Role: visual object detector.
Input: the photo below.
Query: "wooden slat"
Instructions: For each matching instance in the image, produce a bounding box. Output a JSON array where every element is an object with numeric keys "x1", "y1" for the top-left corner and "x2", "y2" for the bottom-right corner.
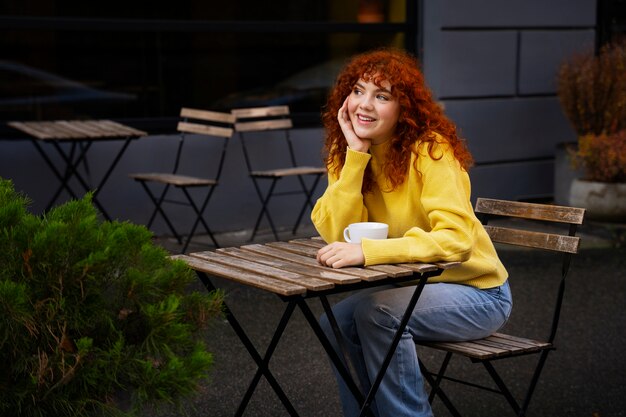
[
  {"x1": 96, "y1": 120, "x2": 147, "y2": 136},
  {"x1": 215, "y1": 247, "x2": 352, "y2": 285},
  {"x1": 475, "y1": 198, "x2": 585, "y2": 225},
  {"x1": 395, "y1": 263, "x2": 440, "y2": 273},
  {"x1": 289, "y1": 238, "x2": 326, "y2": 248},
  {"x1": 8, "y1": 120, "x2": 147, "y2": 140},
  {"x1": 129, "y1": 173, "x2": 216, "y2": 186},
  {"x1": 180, "y1": 107, "x2": 236, "y2": 124},
  {"x1": 190, "y1": 251, "x2": 333, "y2": 291},
  {"x1": 234, "y1": 118, "x2": 293, "y2": 132},
  {"x1": 172, "y1": 254, "x2": 306, "y2": 296},
  {"x1": 484, "y1": 225, "x2": 581, "y2": 253},
  {"x1": 13, "y1": 121, "x2": 83, "y2": 139},
  {"x1": 177, "y1": 121, "x2": 233, "y2": 138},
  {"x1": 267, "y1": 241, "x2": 416, "y2": 278},
  {"x1": 285, "y1": 239, "x2": 457, "y2": 277},
  {"x1": 56, "y1": 120, "x2": 108, "y2": 138},
  {"x1": 418, "y1": 332, "x2": 552, "y2": 360},
  {"x1": 366, "y1": 264, "x2": 415, "y2": 278},
  {"x1": 488, "y1": 332, "x2": 551, "y2": 349},
  {"x1": 250, "y1": 166, "x2": 326, "y2": 177},
  {"x1": 8, "y1": 121, "x2": 51, "y2": 139},
  {"x1": 265, "y1": 241, "x2": 319, "y2": 257},
  {"x1": 231, "y1": 105, "x2": 290, "y2": 119},
  {"x1": 240, "y1": 244, "x2": 388, "y2": 282}
]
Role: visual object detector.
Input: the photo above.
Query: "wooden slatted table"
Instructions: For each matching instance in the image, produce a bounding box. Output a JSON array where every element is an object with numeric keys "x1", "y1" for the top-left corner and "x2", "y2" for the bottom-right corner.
[
  {"x1": 175, "y1": 237, "x2": 460, "y2": 417},
  {"x1": 8, "y1": 120, "x2": 147, "y2": 219}
]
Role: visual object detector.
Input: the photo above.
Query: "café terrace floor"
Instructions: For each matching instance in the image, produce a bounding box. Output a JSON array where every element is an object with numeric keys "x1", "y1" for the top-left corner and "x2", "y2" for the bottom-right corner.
[{"x1": 145, "y1": 221, "x2": 626, "y2": 417}]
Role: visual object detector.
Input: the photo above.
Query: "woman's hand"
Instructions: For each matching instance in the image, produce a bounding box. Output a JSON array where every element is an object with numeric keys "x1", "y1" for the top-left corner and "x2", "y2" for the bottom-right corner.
[
  {"x1": 317, "y1": 242, "x2": 365, "y2": 269},
  {"x1": 338, "y1": 96, "x2": 371, "y2": 153}
]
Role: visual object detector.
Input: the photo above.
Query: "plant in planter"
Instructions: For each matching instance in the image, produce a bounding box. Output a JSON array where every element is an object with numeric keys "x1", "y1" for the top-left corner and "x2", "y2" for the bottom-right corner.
[
  {"x1": 556, "y1": 40, "x2": 626, "y2": 219},
  {"x1": 569, "y1": 130, "x2": 626, "y2": 221},
  {"x1": 0, "y1": 179, "x2": 223, "y2": 417},
  {"x1": 557, "y1": 40, "x2": 626, "y2": 136}
]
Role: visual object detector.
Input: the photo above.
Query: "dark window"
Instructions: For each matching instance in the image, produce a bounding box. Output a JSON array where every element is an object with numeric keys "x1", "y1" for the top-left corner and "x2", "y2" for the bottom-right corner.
[
  {"x1": 597, "y1": 0, "x2": 626, "y2": 47},
  {"x1": 0, "y1": 0, "x2": 417, "y2": 130}
]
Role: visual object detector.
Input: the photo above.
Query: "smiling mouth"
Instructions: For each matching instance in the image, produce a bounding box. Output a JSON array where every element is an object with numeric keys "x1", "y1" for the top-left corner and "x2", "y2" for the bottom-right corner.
[{"x1": 357, "y1": 114, "x2": 376, "y2": 122}]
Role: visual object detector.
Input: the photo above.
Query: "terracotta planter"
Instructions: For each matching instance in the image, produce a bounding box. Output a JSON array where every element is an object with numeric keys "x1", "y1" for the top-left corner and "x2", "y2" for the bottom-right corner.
[{"x1": 569, "y1": 179, "x2": 626, "y2": 221}]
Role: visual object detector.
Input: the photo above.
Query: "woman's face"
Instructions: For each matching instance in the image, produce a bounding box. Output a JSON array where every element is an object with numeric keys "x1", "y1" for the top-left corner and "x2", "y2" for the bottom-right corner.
[{"x1": 347, "y1": 77, "x2": 400, "y2": 145}]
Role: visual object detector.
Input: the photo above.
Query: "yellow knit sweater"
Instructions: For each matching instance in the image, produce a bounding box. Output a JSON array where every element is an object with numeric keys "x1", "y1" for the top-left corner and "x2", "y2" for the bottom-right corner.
[{"x1": 311, "y1": 137, "x2": 508, "y2": 289}]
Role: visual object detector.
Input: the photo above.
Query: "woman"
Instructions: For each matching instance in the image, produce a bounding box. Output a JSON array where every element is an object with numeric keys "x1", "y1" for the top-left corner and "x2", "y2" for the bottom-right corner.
[{"x1": 311, "y1": 48, "x2": 512, "y2": 417}]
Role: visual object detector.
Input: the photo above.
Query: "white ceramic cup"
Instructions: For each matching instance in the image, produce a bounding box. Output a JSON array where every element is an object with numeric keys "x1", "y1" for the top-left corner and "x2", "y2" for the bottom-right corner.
[{"x1": 343, "y1": 222, "x2": 389, "y2": 243}]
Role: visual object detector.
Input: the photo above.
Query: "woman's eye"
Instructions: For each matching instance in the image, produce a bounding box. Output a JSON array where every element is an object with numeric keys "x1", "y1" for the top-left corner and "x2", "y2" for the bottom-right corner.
[
  {"x1": 353, "y1": 88, "x2": 363, "y2": 95},
  {"x1": 377, "y1": 94, "x2": 389, "y2": 101}
]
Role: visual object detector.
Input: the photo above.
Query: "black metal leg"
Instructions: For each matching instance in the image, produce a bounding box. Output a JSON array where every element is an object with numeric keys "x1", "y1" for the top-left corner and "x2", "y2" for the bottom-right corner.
[
  {"x1": 428, "y1": 352, "x2": 453, "y2": 403},
  {"x1": 137, "y1": 181, "x2": 182, "y2": 243},
  {"x1": 250, "y1": 177, "x2": 280, "y2": 241},
  {"x1": 419, "y1": 360, "x2": 463, "y2": 417},
  {"x1": 89, "y1": 138, "x2": 133, "y2": 220},
  {"x1": 518, "y1": 350, "x2": 552, "y2": 417},
  {"x1": 355, "y1": 275, "x2": 428, "y2": 416},
  {"x1": 318, "y1": 295, "x2": 364, "y2": 394},
  {"x1": 295, "y1": 298, "x2": 374, "y2": 417},
  {"x1": 180, "y1": 186, "x2": 219, "y2": 253},
  {"x1": 35, "y1": 138, "x2": 132, "y2": 220},
  {"x1": 195, "y1": 271, "x2": 300, "y2": 416},
  {"x1": 482, "y1": 361, "x2": 522, "y2": 414},
  {"x1": 50, "y1": 141, "x2": 113, "y2": 219},
  {"x1": 235, "y1": 301, "x2": 299, "y2": 417},
  {"x1": 291, "y1": 173, "x2": 322, "y2": 235}
]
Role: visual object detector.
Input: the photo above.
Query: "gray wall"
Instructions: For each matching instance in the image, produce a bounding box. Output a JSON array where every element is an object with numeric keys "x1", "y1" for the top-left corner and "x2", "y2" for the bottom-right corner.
[{"x1": 422, "y1": 0, "x2": 596, "y2": 201}]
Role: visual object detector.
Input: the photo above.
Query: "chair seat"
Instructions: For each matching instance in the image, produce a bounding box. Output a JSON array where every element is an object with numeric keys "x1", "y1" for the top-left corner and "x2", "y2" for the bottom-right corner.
[
  {"x1": 129, "y1": 172, "x2": 217, "y2": 187},
  {"x1": 417, "y1": 332, "x2": 553, "y2": 360},
  {"x1": 250, "y1": 166, "x2": 327, "y2": 178}
]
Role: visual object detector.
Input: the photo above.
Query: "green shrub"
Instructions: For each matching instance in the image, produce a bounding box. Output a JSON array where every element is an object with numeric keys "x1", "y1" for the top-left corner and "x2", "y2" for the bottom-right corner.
[{"x1": 0, "y1": 179, "x2": 223, "y2": 417}]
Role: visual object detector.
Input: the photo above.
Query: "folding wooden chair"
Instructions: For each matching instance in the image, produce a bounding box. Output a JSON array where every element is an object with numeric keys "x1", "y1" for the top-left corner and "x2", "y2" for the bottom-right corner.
[
  {"x1": 417, "y1": 197, "x2": 586, "y2": 417},
  {"x1": 232, "y1": 105, "x2": 326, "y2": 241},
  {"x1": 129, "y1": 108, "x2": 235, "y2": 253}
]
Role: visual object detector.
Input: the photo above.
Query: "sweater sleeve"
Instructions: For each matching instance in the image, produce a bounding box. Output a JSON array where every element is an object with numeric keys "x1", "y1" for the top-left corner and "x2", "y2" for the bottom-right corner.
[
  {"x1": 361, "y1": 145, "x2": 476, "y2": 268},
  {"x1": 311, "y1": 149, "x2": 371, "y2": 243}
]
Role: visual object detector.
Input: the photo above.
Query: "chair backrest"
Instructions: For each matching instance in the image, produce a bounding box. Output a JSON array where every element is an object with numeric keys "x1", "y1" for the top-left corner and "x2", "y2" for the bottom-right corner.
[
  {"x1": 231, "y1": 105, "x2": 297, "y2": 171},
  {"x1": 172, "y1": 107, "x2": 235, "y2": 178},
  {"x1": 475, "y1": 197, "x2": 586, "y2": 342}
]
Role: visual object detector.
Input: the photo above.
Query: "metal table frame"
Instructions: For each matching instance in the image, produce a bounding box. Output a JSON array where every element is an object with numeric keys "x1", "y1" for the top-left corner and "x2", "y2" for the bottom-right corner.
[
  {"x1": 8, "y1": 120, "x2": 146, "y2": 220},
  {"x1": 183, "y1": 241, "x2": 456, "y2": 417}
]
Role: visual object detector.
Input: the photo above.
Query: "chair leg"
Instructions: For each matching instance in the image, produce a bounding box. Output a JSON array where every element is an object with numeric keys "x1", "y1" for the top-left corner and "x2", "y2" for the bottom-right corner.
[
  {"x1": 137, "y1": 181, "x2": 182, "y2": 244},
  {"x1": 291, "y1": 173, "x2": 322, "y2": 235},
  {"x1": 419, "y1": 360, "x2": 463, "y2": 417},
  {"x1": 482, "y1": 361, "x2": 522, "y2": 415},
  {"x1": 250, "y1": 177, "x2": 280, "y2": 241},
  {"x1": 518, "y1": 350, "x2": 552, "y2": 417},
  {"x1": 180, "y1": 186, "x2": 219, "y2": 253}
]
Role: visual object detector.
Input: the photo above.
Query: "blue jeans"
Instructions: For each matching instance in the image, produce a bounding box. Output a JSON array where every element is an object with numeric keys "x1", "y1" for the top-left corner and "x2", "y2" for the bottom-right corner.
[{"x1": 320, "y1": 281, "x2": 512, "y2": 417}]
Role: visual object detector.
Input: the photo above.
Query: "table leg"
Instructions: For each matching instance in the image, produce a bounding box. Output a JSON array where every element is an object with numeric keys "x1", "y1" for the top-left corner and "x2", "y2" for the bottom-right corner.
[
  {"x1": 318, "y1": 295, "x2": 363, "y2": 393},
  {"x1": 30, "y1": 140, "x2": 80, "y2": 207},
  {"x1": 90, "y1": 138, "x2": 133, "y2": 219},
  {"x1": 296, "y1": 298, "x2": 374, "y2": 417},
  {"x1": 37, "y1": 138, "x2": 132, "y2": 220},
  {"x1": 357, "y1": 273, "x2": 429, "y2": 417},
  {"x1": 195, "y1": 271, "x2": 300, "y2": 416},
  {"x1": 235, "y1": 301, "x2": 298, "y2": 417},
  {"x1": 300, "y1": 272, "x2": 434, "y2": 417}
]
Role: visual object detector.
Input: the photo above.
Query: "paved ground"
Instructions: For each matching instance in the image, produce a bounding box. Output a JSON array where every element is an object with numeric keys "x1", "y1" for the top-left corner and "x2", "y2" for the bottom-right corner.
[{"x1": 144, "y1": 222, "x2": 626, "y2": 417}]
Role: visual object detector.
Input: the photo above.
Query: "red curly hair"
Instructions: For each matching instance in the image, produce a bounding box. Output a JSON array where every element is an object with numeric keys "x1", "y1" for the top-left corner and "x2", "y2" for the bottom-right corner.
[{"x1": 321, "y1": 48, "x2": 474, "y2": 193}]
